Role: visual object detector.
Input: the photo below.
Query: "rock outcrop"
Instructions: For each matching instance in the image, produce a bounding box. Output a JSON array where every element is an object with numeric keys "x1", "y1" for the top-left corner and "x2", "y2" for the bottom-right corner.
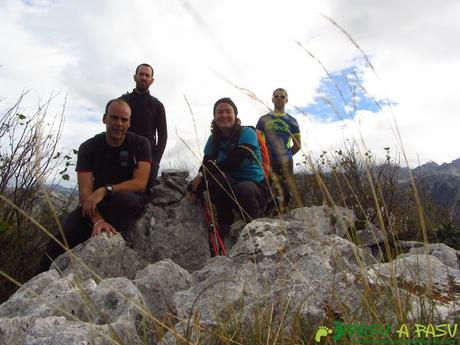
[
  {"x1": 0, "y1": 271, "x2": 150, "y2": 345},
  {"x1": 53, "y1": 233, "x2": 147, "y2": 281},
  {"x1": 160, "y1": 208, "x2": 459, "y2": 343},
  {"x1": 126, "y1": 170, "x2": 210, "y2": 272},
  {"x1": 1, "y1": 170, "x2": 459, "y2": 344}
]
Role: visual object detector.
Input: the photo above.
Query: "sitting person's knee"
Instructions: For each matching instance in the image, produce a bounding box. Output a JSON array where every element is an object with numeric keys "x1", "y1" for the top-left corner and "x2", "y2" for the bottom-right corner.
[{"x1": 234, "y1": 181, "x2": 258, "y2": 200}]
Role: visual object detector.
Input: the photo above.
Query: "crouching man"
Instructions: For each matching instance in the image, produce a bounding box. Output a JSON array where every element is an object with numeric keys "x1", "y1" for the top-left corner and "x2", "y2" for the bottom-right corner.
[{"x1": 38, "y1": 98, "x2": 151, "y2": 272}]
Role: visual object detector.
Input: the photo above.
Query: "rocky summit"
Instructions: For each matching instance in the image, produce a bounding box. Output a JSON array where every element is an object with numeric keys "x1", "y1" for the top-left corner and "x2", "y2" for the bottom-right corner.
[{"x1": 1, "y1": 170, "x2": 459, "y2": 344}]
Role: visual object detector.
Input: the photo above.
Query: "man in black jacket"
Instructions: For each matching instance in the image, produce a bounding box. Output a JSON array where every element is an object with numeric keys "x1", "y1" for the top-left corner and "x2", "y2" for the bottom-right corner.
[{"x1": 121, "y1": 63, "x2": 167, "y2": 183}]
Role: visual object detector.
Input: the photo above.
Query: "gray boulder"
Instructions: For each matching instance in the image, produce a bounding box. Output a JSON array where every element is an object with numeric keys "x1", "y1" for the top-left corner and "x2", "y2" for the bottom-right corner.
[
  {"x1": 3, "y1": 199, "x2": 460, "y2": 345},
  {"x1": 288, "y1": 205, "x2": 355, "y2": 238},
  {"x1": 355, "y1": 222, "x2": 386, "y2": 247},
  {"x1": 367, "y1": 253, "x2": 460, "y2": 298},
  {"x1": 125, "y1": 169, "x2": 211, "y2": 272},
  {"x1": 162, "y1": 207, "x2": 376, "y2": 343},
  {"x1": 134, "y1": 259, "x2": 192, "y2": 318},
  {"x1": 49, "y1": 169, "x2": 209, "y2": 280},
  {"x1": 397, "y1": 240, "x2": 425, "y2": 251},
  {"x1": 0, "y1": 270, "x2": 96, "y2": 320},
  {"x1": 52, "y1": 233, "x2": 147, "y2": 281},
  {"x1": 0, "y1": 271, "x2": 152, "y2": 345},
  {"x1": 354, "y1": 222, "x2": 387, "y2": 263},
  {"x1": 403, "y1": 243, "x2": 459, "y2": 270},
  {"x1": 127, "y1": 198, "x2": 210, "y2": 273},
  {"x1": 22, "y1": 316, "x2": 142, "y2": 345},
  {"x1": 366, "y1": 252, "x2": 460, "y2": 323},
  {"x1": 159, "y1": 206, "x2": 460, "y2": 344}
]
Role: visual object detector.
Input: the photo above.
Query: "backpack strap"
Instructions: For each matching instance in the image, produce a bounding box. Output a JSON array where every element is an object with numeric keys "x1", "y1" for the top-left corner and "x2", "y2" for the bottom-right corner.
[
  {"x1": 92, "y1": 132, "x2": 139, "y2": 189},
  {"x1": 120, "y1": 92, "x2": 131, "y2": 102},
  {"x1": 92, "y1": 133, "x2": 109, "y2": 188},
  {"x1": 243, "y1": 126, "x2": 270, "y2": 179},
  {"x1": 207, "y1": 126, "x2": 242, "y2": 160}
]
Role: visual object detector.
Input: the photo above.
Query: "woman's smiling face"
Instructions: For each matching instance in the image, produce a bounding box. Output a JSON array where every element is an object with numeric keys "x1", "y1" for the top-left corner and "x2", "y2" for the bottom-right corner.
[{"x1": 214, "y1": 102, "x2": 236, "y2": 131}]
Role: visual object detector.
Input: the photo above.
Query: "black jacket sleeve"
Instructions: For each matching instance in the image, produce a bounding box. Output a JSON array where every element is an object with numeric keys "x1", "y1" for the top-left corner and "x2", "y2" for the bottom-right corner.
[
  {"x1": 202, "y1": 145, "x2": 254, "y2": 176},
  {"x1": 217, "y1": 145, "x2": 254, "y2": 170},
  {"x1": 153, "y1": 101, "x2": 167, "y2": 164}
]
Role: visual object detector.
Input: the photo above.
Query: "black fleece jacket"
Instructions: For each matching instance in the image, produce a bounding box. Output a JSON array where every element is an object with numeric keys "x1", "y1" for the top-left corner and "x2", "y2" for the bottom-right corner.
[{"x1": 122, "y1": 90, "x2": 167, "y2": 164}]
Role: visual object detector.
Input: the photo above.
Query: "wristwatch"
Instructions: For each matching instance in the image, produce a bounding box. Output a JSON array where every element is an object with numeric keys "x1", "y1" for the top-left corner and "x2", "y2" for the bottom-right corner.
[{"x1": 105, "y1": 184, "x2": 113, "y2": 196}]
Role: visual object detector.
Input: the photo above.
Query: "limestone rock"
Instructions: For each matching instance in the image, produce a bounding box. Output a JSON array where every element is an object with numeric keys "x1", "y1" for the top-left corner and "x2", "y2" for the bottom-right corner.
[
  {"x1": 397, "y1": 240, "x2": 424, "y2": 251},
  {"x1": 23, "y1": 316, "x2": 142, "y2": 345},
  {"x1": 151, "y1": 183, "x2": 183, "y2": 206},
  {"x1": 121, "y1": 169, "x2": 211, "y2": 272},
  {"x1": 355, "y1": 222, "x2": 386, "y2": 247},
  {"x1": 161, "y1": 169, "x2": 189, "y2": 180},
  {"x1": 52, "y1": 233, "x2": 147, "y2": 281},
  {"x1": 0, "y1": 272, "x2": 152, "y2": 345},
  {"x1": 3, "y1": 201, "x2": 460, "y2": 345},
  {"x1": 134, "y1": 259, "x2": 192, "y2": 318},
  {"x1": 161, "y1": 169, "x2": 189, "y2": 195},
  {"x1": 166, "y1": 208, "x2": 374, "y2": 343},
  {"x1": 0, "y1": 270, "x2": 96, "y2": 320},
  {"x1": 403, "y1": 243, "x2": 459, "y2": 270},
  {"x1": 127, "y1": 199, "x2": 210, "y2": 273},
  {"x1": 159, "y1": 207, "x2": 460, "y2": 344},
  {"x1": 367, "y1": 253, "x2": 460, "y2": 300},
  {"x1": 288, "y1": 205, "x2": 355, "y2": 238}
]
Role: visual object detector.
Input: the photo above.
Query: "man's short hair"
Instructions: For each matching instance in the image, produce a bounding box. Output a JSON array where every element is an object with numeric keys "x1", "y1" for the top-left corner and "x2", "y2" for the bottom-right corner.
[
  {"x1": 135, "y1": 63, "x2": 154, "y2": 76},
  {"x1": 104, "y1": 98, "x2": 131, "y2": 115},
  {"x1": 273, "y1": 88, "x2": 288, "y2": 97}
]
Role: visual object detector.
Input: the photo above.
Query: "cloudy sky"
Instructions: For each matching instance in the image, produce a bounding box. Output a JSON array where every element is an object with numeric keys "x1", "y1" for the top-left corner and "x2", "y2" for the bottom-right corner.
[{"x1": 1, "y1": 0, "x2": 459, "y2": 181}]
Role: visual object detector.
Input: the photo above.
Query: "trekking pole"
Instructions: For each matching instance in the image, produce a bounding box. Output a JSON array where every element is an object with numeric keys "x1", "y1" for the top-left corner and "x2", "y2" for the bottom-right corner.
[
  {"x1": 201, "y1": 170, "x2": 227, "y2": 256},
  {"x1": 200, "y1": 197, "x2": 226, "y2": 256}
]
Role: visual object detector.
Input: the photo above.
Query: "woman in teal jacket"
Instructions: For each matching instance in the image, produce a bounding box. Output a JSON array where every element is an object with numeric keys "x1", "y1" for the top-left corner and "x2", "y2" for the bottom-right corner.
[{"x1": 188, "y1": 98, "x2": 268, "y2": 240}]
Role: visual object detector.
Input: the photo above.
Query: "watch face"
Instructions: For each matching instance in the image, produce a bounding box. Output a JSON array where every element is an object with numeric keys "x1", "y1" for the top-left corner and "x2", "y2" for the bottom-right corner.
[{"x1": 106, "y1": 185, "x2": 113, "y2": 192}]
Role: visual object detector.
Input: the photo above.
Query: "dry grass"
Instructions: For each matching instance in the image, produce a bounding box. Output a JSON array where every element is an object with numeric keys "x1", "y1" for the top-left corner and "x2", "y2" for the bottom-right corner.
[{"x1": 1, "y1": 15, "x2": 458, "y2": 345}]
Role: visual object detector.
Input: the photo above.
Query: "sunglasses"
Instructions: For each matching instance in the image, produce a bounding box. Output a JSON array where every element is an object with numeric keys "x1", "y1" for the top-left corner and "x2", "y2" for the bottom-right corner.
[{"x1": 273, "y1": 95, "x2": 286, "y2": 99}]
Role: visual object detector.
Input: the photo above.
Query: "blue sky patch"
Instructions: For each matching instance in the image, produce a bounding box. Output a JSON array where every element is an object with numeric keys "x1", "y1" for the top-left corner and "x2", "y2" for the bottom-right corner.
[
  {"x1": 81, "y1": 107, "x2": 101, "y2": 123},
  {"x1": 298, "y1": 65, "x2": 394, "y2": 122}
]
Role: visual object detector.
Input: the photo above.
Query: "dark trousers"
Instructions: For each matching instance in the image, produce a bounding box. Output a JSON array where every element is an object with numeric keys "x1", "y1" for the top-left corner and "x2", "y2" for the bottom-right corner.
[
  {"x1": 151, "y1": 162, "x2": 160, "y2": 182},
  {"x1": 271, "y1": 159, "x2": 294, "y2": 205},
  {"x1": 38, "y1": 191, "x2": 145, "y2": 273},
  {"x1": 206, "y1": 173, "x2": 267, "y2": 237}
]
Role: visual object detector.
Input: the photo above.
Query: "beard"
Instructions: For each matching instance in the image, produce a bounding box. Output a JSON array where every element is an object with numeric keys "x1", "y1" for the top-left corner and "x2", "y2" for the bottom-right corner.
[{"x1": 135, "y1": 80, "x2": 149, "y2": 93}]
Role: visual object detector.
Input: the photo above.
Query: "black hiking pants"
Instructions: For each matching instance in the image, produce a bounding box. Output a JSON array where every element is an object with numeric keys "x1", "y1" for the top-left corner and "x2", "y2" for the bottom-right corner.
[
  {"x1": 207, "y1": 172, "x2": 268, "y2": 238},
  {"x1": 37, "y1": 191, "x2": 145, "y2": 273}
]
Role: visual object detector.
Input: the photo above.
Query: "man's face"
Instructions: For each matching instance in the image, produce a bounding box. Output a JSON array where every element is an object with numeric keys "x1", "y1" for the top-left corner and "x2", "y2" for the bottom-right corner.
[
  {"x1": 103, "y1": 101, "x2": 131, "y2": 143},
  {"x1": 134, "y1": 65, "x2": 154, "y2": 92},
  {"x1": 272, "y1": 90, "x2": 288, "y2": 109}
]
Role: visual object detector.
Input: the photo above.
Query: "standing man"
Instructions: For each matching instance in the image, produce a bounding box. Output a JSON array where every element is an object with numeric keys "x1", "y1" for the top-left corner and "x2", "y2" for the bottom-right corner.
[
  {"x1": 38, "y1": 98, "x2": 151, "y2": 272},
  {"x1": 256, "y1": 88, "x2": 301, "y2": 210},
  {"x1": 121, "y1": 63, "x2": 167, "y2": 183}
]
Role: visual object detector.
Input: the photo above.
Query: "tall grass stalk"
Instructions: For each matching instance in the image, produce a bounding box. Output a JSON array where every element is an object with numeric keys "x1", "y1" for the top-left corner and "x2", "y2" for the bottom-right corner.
[
  {"x1": 0, "y1": 192, "x2": 197, "y2": 344},
  {"x1": 2, "y1": 15, "x2": 456, "y2": 344}
]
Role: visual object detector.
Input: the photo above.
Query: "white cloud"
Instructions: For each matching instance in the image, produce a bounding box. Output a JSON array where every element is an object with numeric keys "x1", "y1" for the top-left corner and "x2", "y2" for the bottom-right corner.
[{"x1": 1, "y1": 0, "x2": 459, "y2": 184}]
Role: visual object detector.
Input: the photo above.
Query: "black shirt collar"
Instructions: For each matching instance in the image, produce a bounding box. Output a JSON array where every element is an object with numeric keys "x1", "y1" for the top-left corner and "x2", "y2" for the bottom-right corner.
[{"x1": 133, "y1": 88, "x2": 150, "y2": 96}]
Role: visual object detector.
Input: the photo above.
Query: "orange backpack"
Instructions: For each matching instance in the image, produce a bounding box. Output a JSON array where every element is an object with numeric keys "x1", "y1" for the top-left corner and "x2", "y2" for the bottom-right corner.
[{"x1": 247, "y1": 126, "x2": 270, "y2": 180}]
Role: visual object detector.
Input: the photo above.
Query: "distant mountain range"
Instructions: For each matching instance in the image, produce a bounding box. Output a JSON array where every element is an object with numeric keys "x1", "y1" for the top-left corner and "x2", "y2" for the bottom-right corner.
[
  {"x1": 404, "y1": 158, "x2": 460, "y2": 225},
  {"x1": 32, "y1": 184, "x2": 78, "y2": 217},
  {"x1": 413, "y1": 158, "x2": 460, "y2": 177}
]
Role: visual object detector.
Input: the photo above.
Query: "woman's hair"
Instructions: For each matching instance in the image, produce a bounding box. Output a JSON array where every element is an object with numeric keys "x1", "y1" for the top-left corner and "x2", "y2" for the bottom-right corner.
[
  {"x1": 213, "y1": 97, "x2": 238, "y2": 116},
  {"x1": 208, "y1": 98, "x2": 242, "y2": 158}
]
